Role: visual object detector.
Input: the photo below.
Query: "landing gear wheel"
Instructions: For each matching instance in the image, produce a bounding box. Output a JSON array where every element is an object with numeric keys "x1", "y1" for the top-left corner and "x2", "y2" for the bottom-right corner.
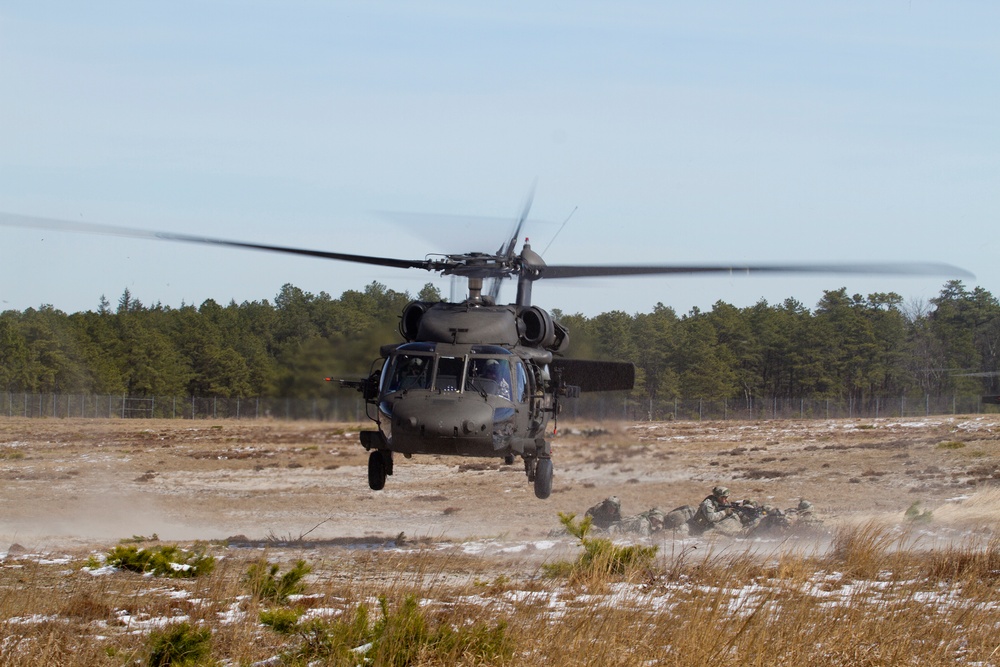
[
  {"x1": 504, "y1": 454, "x2": 515, "y2": 465},
  {"x1": 534, "y1": 458, "x2": 553, "y2": 500},
  {"x1": 368, "y1": 450, "x2": 387, "y2": 491}
]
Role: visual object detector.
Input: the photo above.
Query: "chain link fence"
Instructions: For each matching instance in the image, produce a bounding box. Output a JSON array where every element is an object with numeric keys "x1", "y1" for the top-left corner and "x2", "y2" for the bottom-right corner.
[
  {"x1": 2, "y1": 391, "x2": 998, "y2": 422},
  {"x1": 0, "y1": 393, "x2": 370, "y2": 421},
  {"x1": 570, "y1": 393, "x2": 1000, "y2": 422}
]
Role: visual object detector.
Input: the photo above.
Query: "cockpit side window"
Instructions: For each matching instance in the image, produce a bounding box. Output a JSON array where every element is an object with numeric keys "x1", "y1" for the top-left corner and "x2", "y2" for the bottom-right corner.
[{"x1": 385, "y1": 354, "x2": 432, "y2": 392}]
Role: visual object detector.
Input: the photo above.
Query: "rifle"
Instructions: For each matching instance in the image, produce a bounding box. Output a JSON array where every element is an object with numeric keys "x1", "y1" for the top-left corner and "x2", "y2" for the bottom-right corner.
[{"x1": 722, "y1": 502, "x2": 761, "y2": 524}]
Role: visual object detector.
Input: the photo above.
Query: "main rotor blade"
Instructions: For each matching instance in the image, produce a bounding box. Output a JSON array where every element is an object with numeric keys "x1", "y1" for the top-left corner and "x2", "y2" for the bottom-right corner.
[
  {"x1": 502, "y1": 182, "x2": 536, "y2": 261},
  {"x1": 0, "y1": 212, "x2": 437, "y2": 272},
  {"x1": 488, "y1": 182, "x2": 537, "y2": 301},
  {"x1": 537, "y1": 262, "x2": 975, "y2": 280}
]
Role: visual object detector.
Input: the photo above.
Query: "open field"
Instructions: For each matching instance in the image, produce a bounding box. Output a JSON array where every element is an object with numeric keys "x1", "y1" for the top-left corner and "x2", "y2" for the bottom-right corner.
[{"x1": 2, "y1": 416, "x2": 1000, "y2": 665}]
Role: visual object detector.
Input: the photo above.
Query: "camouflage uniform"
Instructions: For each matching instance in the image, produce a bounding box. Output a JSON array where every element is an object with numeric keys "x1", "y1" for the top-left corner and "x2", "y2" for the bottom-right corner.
[
  {"x1": 663, "y1": 505, "x2": 696, "y2": 531},
  {"x1": 585, "y1": 496, "x2": 622, "y2": 530},
  {"x1": 748, "y1": 505, "x2": 792, "y2": 536},
  {"x1": 690, "y1": 487, "x2": 742, "y2": 535},
  {"x1": 787, "y1": 499, "x2": 824, "y2": 533},
  {"x1": 612, "y1": 513, "x2": 653, "y2": 536},
  {"x1": 611, "y1": 508, "x2": 668, "y2": 536}
]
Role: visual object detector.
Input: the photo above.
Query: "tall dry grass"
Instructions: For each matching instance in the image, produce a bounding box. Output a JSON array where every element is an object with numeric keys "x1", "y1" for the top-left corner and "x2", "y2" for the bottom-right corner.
[{"x1": 3, "y1": 524, "x2": 1000, "y2": 666}]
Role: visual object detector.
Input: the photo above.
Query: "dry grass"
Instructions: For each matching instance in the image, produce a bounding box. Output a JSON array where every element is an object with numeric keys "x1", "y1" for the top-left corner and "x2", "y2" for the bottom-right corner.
[
  {"x1": 4, "y1": 416, "x2": 1000, "y2": 664},
  {"x1": 3, "y1": 524, "x2": 1000, "y2": 666}
]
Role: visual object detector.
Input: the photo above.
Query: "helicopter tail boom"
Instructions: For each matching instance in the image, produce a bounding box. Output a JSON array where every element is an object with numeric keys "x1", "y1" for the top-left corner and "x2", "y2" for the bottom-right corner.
[{"x1": 550, "y1": 358, "x2": 635, "y2": 393}]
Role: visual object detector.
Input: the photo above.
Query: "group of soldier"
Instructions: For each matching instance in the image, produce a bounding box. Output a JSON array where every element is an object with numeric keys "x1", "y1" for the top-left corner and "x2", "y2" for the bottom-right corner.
[{"x1": 583, "y1": 486, "x2": 823, "y2": 538}]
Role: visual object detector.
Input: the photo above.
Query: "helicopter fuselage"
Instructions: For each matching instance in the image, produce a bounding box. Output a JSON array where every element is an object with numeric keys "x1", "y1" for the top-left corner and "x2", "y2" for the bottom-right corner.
[
  {"x1": 375, "y1": 341, "x2": 553, "y2": 459},
  {"x1": 346, "y1": 299, "x2": 587, "y2": 498}
]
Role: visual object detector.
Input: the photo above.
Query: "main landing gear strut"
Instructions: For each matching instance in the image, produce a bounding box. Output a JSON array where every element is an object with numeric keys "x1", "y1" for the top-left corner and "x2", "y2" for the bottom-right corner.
[
  {"x1": 525, "y1": 456, "x2": 553, "y2": 500},
  {"x1": 366, "y1": 445, "x2": 552, "y2": 500}
]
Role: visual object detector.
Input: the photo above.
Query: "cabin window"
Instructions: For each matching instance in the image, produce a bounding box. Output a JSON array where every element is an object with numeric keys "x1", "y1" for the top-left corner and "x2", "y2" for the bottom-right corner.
[{"x1": 514, "y1": 361, "x2": 527, "y2": 402}]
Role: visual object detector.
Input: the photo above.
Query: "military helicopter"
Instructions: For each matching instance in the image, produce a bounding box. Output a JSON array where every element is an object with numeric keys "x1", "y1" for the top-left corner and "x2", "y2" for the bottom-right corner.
[{"x1": 0, "y1": 209, "x2": 975, "y2": 499}]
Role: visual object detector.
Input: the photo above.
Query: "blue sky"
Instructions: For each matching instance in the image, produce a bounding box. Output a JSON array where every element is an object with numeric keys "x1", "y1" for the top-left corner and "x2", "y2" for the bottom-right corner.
[{"x1": 0, "y1": 2, "x2": 995, "y2": 316}]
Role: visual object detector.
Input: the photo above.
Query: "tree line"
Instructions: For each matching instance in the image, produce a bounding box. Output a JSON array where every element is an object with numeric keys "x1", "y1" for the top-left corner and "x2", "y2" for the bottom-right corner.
[{"x1": 1, "y1": 280, "x2": 998, "y2": 407}]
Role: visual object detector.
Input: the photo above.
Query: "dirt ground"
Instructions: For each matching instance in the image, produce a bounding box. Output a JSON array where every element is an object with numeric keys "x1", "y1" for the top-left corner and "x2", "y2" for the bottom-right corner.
[{"x1": 2, "y1": 415, "x2": 999, "y2": 554}]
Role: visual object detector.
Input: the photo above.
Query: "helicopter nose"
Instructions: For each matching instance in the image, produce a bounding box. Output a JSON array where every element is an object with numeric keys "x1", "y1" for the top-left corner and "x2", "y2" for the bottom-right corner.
[{"x1": 391, "y1": 395, "x2": 493, "y2": 443}]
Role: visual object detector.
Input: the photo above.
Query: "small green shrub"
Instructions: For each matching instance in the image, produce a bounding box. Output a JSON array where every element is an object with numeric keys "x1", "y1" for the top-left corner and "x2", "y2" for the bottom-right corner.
[
  {"x1": 543, "y1": 512, "x2": 658, "y2": 579},
  {"x1": 937, "y1": 440, "x2": 966, "y2": 450},
  {"x1": 292, "y1": 596, "x2": 511, "y2": 666},
  {"x1": 146, "y1": 622, "x2": 211, "y2": 666},
  {"x1": 106, "y1": 544, "x2": 215, "y2": 578},
  {"x1": 260, "y1": 607, "x2": 303, "y2": 634},
  {"x1": 905, "y1": 502, "x2": 933, "y2": 523},
  {"x1": 244, "y1": 559, "x2": 311, "y2": 603}
]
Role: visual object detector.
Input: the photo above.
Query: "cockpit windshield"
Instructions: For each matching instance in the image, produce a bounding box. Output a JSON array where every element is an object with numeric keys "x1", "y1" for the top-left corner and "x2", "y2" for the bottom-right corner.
[
  {"x1": 383, "y1": 347, "x2": 517, "y2": 401},
  {"x1": 466, "y1": 356, "x2": 513, "y2": 400}
]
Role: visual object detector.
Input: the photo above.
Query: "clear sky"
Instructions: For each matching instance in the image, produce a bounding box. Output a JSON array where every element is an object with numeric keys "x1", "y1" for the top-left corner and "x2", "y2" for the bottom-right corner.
[{"x1": 0, "y1": 2, "x2": 995, "y2": 317}]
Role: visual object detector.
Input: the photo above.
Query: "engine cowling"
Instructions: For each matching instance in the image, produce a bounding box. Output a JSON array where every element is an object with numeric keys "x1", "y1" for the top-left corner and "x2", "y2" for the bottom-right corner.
[
  {"x1": 518, "y1": 305, "x2": 553, "y2": 347},
  {"x1": 517, "y1": 306, "x2": 568, "y2": 352},
  {"x1": 399, "y1": 301, "x2": 431, "y2": 341}
]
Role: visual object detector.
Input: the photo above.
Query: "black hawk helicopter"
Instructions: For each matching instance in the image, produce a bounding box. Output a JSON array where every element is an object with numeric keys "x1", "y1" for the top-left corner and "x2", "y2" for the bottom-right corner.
[{"x1": 0, "y1": 210, "x2": 974, "y2": 499}]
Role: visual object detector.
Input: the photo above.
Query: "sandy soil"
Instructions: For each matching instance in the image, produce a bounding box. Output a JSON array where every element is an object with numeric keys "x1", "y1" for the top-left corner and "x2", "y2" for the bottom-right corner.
[{"x1": 1, "y1": 415, "x2": 999, "y2": 553}]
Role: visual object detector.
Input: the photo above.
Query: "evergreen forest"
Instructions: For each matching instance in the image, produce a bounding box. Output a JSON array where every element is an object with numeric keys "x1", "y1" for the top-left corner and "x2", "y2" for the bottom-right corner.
[{"x1": 1, "y1": 280, "x2": 998, "y2": 410}]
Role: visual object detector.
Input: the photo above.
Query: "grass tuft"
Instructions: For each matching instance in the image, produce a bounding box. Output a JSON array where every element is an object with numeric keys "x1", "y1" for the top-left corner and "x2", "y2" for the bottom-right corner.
[
  {"x1": 829, "y1": 522, "x2": 901, "y2": 579},
  {"x1": 145, "y1": 622, "x2": 212, "y2": 666},
  {"x1": 244, "y1": 558, "x2": 312, "y2": 603}
]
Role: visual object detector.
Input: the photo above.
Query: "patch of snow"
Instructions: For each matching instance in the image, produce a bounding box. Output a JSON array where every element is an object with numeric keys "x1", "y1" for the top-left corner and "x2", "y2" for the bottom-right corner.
[
  {"x1": 6, "y1": 614, "x2": 62, "y2": 625},
  {"x1": 117, "y1": 609, "x2": 190, "y2": 630},
  {"x1": 499, "y1": 544, "x2": 527, "y2": 553},
  {"x1": 300, "y1": 607, "x2": 344, "y2": 620},
  {"x1": 36, "y1": 556, "x2": 72, "y2": 565},
  {"x1": 217, "y1": 603, "x2": 246, "y2": 625}
]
